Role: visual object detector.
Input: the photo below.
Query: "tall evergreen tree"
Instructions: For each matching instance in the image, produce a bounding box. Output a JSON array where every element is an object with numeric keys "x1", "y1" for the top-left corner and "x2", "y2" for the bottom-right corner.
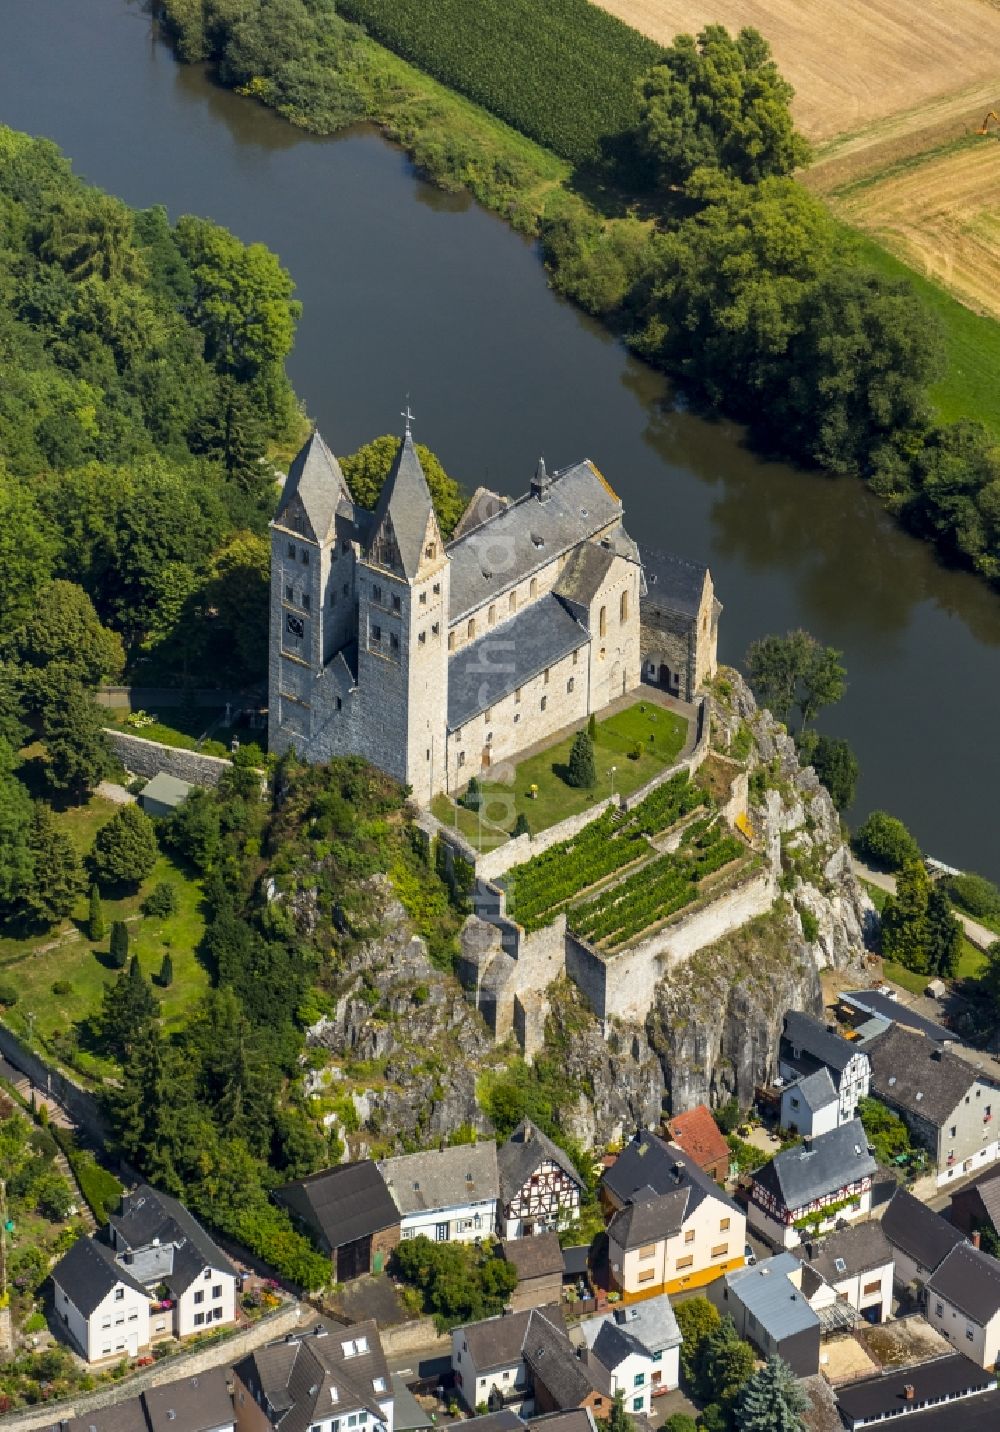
[
  {"x1": 109, "y1": 919, "x2": 129, "y2": 969},
  {"x1": 925, "y1": 886, "x2": 962, "y2": 979},
  {"x1": 881, "y1": 859, "x2": 931, "y2": 972},
  {"x1": 20, "y1": 803, "x2": 84, "y2": 926},
  {"x1": 733, "y1": 1356, "x2": 807, "y2": 1432},
  {"x1": 33, "y1": 671, "x2": 114, "y2": 799},
  {"x1": 98, "y1": 956, "x2": 158, "y2": 1060},
  {"x1": 88, "y1": 882, "x2": 105, "y2": 941},
  {"x1": 566, "y1": 729, "x2": 597, "y2": 789},
  {"x1": 90, "y1": 804, "x2": 158, "y2": 888},
  {"x1": 158, "y1": 951, "x2": 174, "y2": 988}
]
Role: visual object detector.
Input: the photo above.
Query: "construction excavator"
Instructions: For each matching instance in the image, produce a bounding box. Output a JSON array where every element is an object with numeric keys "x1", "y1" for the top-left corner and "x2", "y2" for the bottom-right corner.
[{"x1": 978, "y1": 110, "x2": 1000, "y2": 136}]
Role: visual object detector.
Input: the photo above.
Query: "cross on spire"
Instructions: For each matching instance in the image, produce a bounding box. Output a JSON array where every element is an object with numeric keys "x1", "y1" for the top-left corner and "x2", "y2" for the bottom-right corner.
[{"x1": 401, "y1": 397, "x2": 415, "y2": 437}]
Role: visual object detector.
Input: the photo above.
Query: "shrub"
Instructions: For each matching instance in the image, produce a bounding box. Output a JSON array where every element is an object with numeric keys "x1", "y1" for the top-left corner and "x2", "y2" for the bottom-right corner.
[
  {"x1": 798, "y1": 906, "x2": 820, "y2": 942},
  {"x1": 512, "y1": 813, "x2": 531, "y2": 838},
  {"x1": 90, "y1": 805, "x2": 158, "y2": 888},
  {"x1": 565, "y1": 729, "x2": 596, "y2": 789},
  {"x1": 943, "y1": 872, "x2": 1000, "y2": 922},
  {"x1": 0, "y1": 980, "x2": 19, "y2": 1006},
  {"x1": 23, "y1": 1312, "x2": 47, "y2": 1335},
  {"x1": 852, "y1": 810, "x2": 920, "y2": 871},
  {"x1": 88, "y1": 883, "x2": 105, "y2": 941},
  {"x1": 142, "y1": 881, "x2": 179, "y2": 919},
  {"x1": 50, "y1": 1129, "x2": 123, "y2": 1224},
  {"x1": 461, "y1": 776, "x2": 482, "y2": 813},
  {"x1": 51, "y1": 980, "x2": 72, "y2": 996}
]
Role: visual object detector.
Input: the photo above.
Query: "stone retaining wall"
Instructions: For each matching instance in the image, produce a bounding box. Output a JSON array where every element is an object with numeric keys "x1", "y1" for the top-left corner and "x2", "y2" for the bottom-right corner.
[
  {"x1": 476, "y1": 796, "x2": 617, "y2": 884},
  {"x1": 378, "y1": 1318, "x2": 449, "y2": 1357},
  {"x1": 105, "y1": 730, "x2": 232, "y2": 787},
  {"x1": 0, "y1": 1302, "x2": 307, "y2": 1432},
  {"x1": 0, "y1": 1023, "x2": 109, "y2": 1144}
]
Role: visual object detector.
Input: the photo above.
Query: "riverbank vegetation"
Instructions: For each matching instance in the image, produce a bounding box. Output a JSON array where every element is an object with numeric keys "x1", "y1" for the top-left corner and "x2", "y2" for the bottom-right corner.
[{"x1": 154, "y1": 0, "x2": 1000, "y2": 591}]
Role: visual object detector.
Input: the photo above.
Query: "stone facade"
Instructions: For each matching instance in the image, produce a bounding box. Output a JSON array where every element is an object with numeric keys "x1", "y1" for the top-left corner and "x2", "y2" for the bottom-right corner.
[{"x1": 268, "y1": 425, "x2": 716, "y2": 805}]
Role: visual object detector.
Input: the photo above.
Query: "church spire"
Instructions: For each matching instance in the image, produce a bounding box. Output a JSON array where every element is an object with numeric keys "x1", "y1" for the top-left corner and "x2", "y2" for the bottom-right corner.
[{"x1": 367, "y1": 419, "x2": 440, "y2": 579}]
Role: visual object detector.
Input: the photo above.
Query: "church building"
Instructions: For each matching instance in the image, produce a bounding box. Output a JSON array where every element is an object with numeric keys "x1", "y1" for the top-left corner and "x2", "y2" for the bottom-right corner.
[{"x1": 268, "y1": 421, "x2": 719, "y2": 806}]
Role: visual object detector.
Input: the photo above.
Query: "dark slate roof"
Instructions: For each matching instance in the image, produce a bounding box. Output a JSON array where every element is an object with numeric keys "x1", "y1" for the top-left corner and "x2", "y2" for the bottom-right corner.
[
  {"x1": 276, "y1": 1161, "x2": 399, "y2": 1251},
  {"x1": 502, "y1": 1232, "x2": 564, "y2": 1282},
  {"x1": 457, "y1": 1413, "x2": 524, "y2": 1432},
  {"x1": 532, "y1": 1413, "x2": 596, "y2": 1432},
  {"x1": 553, "y1": 543, "x2": 616, "y2": 609},
  {"x1": 794, "y1": 1221, "x2": 894, "y2": 1284},
  {"x1": 379, "y1": 1142, "x2": 499, "y2": 1217},
  {"x1": 62, "y1": 1395, "x2": 147, "y2": 1432},
  {"x1": 927, "y1": 1241, "x2": 1000, "y2": 1325},
  {"x1": 840, "y1": 989, "x2": 952, "y2": 1043},
  {"x1": 640, "y1": 549, "x2": 709, "y2": 618},
  {"x1": 836, "y1": 1354, "x2": 995, "y2": 1427},
  {"x1": 562, "y1": 1245, "x2": 590, "y2": 1279},
  {"x1": 461, "y1": 1305, "x2": 566, "y2": 1374},
  {"x1": 110, "y1": 1184, "x2": 237, "y2": 1295},
  {"x1": 951, "y1": 1164, "x2": 1000, "y2": 1231},
  {"x1": 451, "y1": 488, "x2": 510, "y2": 542},
  {"x1": 753, "y1": 1119, "x2": 876, "y2": 1213},
  {"x1": 602, "y1": 1130, "x2": 739, "y2": 1214},
  {"x1": 862, "y1": 1386, "x2": 1000, "y2": 1432},
  {"x1": 446, "y1": 461, "x2": 622, "y2": 621},
  {"x1": 391, "y1": 1373, "x2": 434, "y2": 1432},
  {"x1": 367, "y1": 430, "x2": 439, "y2": 580},
  {"x1": 497, "y1": 1121, "x2": 585, "y2": 1208},
  {"x1": 275, "y1": 429, "x2": 353, "y2": 544},
  {"x1": 143, "y1": 1368, "x2": 235, "y2": 1432},
  {"x1": 782, "y1": 1010, "x2": 861, "y2": 1076},
  {"x1": 867, "y1": 1023, "x2": 989, "y2": 1128},
  {"x1": 523, "y1": 1311, "x2": 609, "y2": 1408},
  {"x1": 787, "y1": 1067, "x2": 839, "y2": 1115},
  {"x1": 235, "y1": 1320, "x2": 390, "y2": 1432},
  {"x1": 880, "y1": 1187, "x2": 964, "y2": 1275},
  {"x1": 607, "y1": 1189, "x2": 690, "y2": 1251},
  {"x1": 447, "y1": 594, "x2": 588, "y2": 729},
  {"x1": 50, "y1": 1235, "x2": 148, "y2": 1318}
]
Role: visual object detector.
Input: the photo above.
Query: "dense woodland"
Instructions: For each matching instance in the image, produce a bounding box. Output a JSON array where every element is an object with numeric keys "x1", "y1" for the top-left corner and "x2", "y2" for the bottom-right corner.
[{"x1": 156, "y1": 0, "x2": 1000, "y2": 587}]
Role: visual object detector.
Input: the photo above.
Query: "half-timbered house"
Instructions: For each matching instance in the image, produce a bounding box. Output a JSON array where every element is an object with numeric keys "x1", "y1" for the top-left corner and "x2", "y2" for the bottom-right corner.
[
  {"x1": 498, "y1": 1122, "x2": 585, "y2": 1239},
  {"x1": 747, "y1": 1119, "x2": 876, "y2": 1250}
]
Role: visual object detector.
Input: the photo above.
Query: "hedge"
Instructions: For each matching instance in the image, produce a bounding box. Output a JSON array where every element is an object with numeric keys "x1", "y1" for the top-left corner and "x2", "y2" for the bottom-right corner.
[
  {"x1": 336, "y1": 0, "x2": 662, "y2": 164},
  {"x1": 51, "y1": 1127, "x2": 124, "y2": 1224}
]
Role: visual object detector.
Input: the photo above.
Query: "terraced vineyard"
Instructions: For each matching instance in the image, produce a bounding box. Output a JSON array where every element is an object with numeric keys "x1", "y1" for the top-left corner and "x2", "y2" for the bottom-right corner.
[{"x1": 501, "y1": 772, "x2": 746, "y2": 942}]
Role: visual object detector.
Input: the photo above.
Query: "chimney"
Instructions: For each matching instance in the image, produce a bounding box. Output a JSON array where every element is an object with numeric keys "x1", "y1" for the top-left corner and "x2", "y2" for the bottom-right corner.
[
  {"x1": 971, "y1": 1232, "x2": 982, "y2": 1250},
  {"x1": 524, "y1": 1121, "x2": 533, "y2": 1143},
  {"x1": 903, "y1": 1385, "x2": 915, "y2": 1402}
]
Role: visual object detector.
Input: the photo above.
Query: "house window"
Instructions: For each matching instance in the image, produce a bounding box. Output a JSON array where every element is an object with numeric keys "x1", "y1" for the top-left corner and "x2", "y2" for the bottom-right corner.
[
  {"x1": 435, "y1": 1223, "x2": 449, "y2": 1242},
  {"x1": 301, "y1": 549, "x2": 310, "y2": 565},
  {"x1": 632, "y1": 1399, "x2": 643, "y2": 1413},
  {"x1": 371, "y1": 624, "x2": 382, "y2": 644},
  {"x1": 213, "y1": 1285, "x2": 222, "y2": 1299},
  {"x1": 432, "y1": 622, "x2": 440, "y2": 636},
  {"x1": 288, "y1": 543, "x2": 296, "y2": 558},
  {"x1": 434, "y1": 582, "x2": 441, "y2": 595},
  {"x1": 419, "y1": 632, "x2": 426, "y2": 645},
  {"x1": 373, "y1": 584, "x2": 382, "y2": 603},
  {"x1": 638, "y1": 1244, "x2": 656, "y2": 1260},
  {"x1": 637, "y1": 1269, "x2": 655, "y2": 1284},
  {"x1": 967, "y1": 1325, "x2": 975, "y2": 1341},
  {"x1": 620, "y1": 590, "x2": 629, "y2": 622},
  {"x1": 509, "y1": 592, "x2": 517, "y2": 613},
  {"x1": 541, "y1": 696, "x2": 547, "y2": 711},
  {"x1": 114, "y1": 1288, "x2": 125, "y2": 1302},
  {"x1": 285, "y1": 584, "x2": 294, "y2": 603},
  {"x1": 684, "y1": 1230, "x2": 695, "y2": 1245},
  {"x1": 194, "y1": 1289, "x2": 205, "y2": 1304},
  {"x1": 530, "y1": 578, "x2": 538, "y2": 598},
  {"x1": 711, "y1": 1244, "x2": 729, "y2": 1258},
  {"x1": 484, "y1": 708, "x2": 492, "y2": 723},
  {"x1": 302, "y1": 593, "x2": 310, "y2": 611},
  {"x1": 392, "y1": 595, "x2": 401, "y2": 613},
  {"x1": 448, "y1": 631, "x2": 456, "y2": 651},
  {"x1": 863, "y1": 1280, "x2": 881, "y2": 1296},
  {"x1": 194, "y1": 1313, "x2": 205, "y2": 1327},
  {"x1": 950, "y1": 1125, "x2": 957, "y2": 1138},
  {"x1": 567, "y1": 677, "x2": 575, "y2": 693},
  {"x1": 426, "y1": 543, "x2": 436, "y2": 560},
  {"x1": 676, "y1": 1255, "x2": 694, "y2": 1270},
  {"x1": 634, "y1": 1374, "x2": 645, "y2": 1388},
  {"x1": 935, "y1": 1302, "x2": 944, "y2": 1318},
  {"x1": 488, "y1": 605, "x2": 496, "y2": 626},
  {"x1": 599, "y1": 606, "x2": 607, "y2": 637},
  {"x1": 420, "y1": 592, "x2": 427, "y2": 606},
  {"x1": 544, "y1": 667, "x2": 551, "y2": 685}
]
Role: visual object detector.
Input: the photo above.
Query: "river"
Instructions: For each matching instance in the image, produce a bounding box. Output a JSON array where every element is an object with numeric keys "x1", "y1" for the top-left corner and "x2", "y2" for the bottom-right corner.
[{"x1": 2, "y1": 0, "x2": 998, "y2": 878}]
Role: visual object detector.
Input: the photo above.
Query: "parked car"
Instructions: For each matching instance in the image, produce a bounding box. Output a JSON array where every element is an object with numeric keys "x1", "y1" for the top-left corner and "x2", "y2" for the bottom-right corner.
[{"x1": 744, "y1": 1243, "x2": 757, "y2": 1266}]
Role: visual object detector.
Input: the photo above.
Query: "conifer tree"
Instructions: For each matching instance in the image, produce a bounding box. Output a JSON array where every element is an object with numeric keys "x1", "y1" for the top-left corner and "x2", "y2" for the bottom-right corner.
[
  {"x1": 881, "y1": 859, "x2": 931, "y2": 972},
  {"x1": 109, "y1": 919, "x2": 129, "y2": 969},
  {"x1": 925, "y1": 886, "x2": 962, "y2": 979},
  {"x1": 98, "y1": 956, "x2": 158, "y2": 1060},
  {"x1": 20, "y1": 803, "x2": 84, "y2": 927},
  {"x1": 587, "y1": 712, "x2": 597, "y2": 739},
  {"x1": 88, "y1": 882, "x2": 105, "y2": 942},
  {"x1": 566, "y1": 729, "x2": 596, "y2": 789},
  {"x1": 159, "y1": 952, "x2": 174, "y2": 988},
  {"x1": 512, "y1": 813, "x2": 530, "y2": 838},
  {"x1": 733, "y1": 1356, "x2": 807, "y2": 1432}
]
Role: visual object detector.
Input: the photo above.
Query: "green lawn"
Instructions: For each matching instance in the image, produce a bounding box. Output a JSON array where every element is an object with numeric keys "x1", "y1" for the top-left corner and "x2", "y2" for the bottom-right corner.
[
  {"x1": 433, "y1": 701, "x2": 688, "y2": 850},
  {"x1": 106, "y1": 705, "x2": 235, "y2": 759},
  {"x1": 0, "y1": 795, "x2": 208, "y2": 1080},
  {"x1": 846, "y1": 230, "x2": 1000, "y2": 433}
]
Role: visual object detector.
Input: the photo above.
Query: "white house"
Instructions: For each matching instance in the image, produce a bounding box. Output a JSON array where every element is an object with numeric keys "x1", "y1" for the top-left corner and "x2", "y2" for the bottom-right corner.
[
  {"x1": 576, "y1": 1297, "x2": 682, "y2": 1408},
  {"x1": 747, "y1": 1119, "x2": 876, "y2": 1251},
  {"x1": 925, "y1": 1241, "x2": 1000, "y2": 1370},
  {"x1": 779, "y1": 1011, "x2": 870, "y2": 1126},
  {"x1": 233, "y1": 1321, "x2": 394, "y2": 1432},
  {"x1": 452, "y1": 1308, "x2": 566, "y2": 1414},
  {"x1": 497, "y1": 1122, "x2": 585, "y2": 1240},
  {"x1": 795, "y1": 1222, "x2": 895, "y2": 1326},
  {"x1": 780, "y1": 1067, "x2": 840, "y2": 1139},
  {"x1": 379, "y1": 1142, "x2": 499, "y2": 1244},
  {"x1": 50, "y1": 1236, "x2": 151, "y2": 1363},
  {"x1": 879, "y1": 1186, "x2": 965, "y2": 1292}
]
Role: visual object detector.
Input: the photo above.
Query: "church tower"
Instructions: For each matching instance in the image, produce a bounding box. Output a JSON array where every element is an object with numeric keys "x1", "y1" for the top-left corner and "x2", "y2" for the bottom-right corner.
[{"x1": 356, "y1": 425, "x2": 450, "y2": 804}]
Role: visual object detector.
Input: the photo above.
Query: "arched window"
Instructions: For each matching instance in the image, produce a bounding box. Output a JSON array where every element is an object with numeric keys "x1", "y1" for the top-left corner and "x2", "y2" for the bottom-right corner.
[
  {"x1": 620, "y1": 590, "x2": 629, "y2": 623},
  {"x1": 529, "y1": 578, "x2": 538, "y2": 599},
  {"x1": 509, "y1": 591, "x2": 517, "y2": 614},
  {"x1": 599, "y1": 605, "x2": 607, "y2": 637},
  {"x1": 488, "y1": 604, "x2": 496, "y2": 626},
  {"x1": 467, "y1": 618, "x2": 476, "y2": 640}
]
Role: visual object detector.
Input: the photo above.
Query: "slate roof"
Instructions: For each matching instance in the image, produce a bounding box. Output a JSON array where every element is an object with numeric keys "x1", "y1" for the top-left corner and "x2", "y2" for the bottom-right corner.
[
  {"x1": 666, "y1": 1104, "x2": 729, "y2": 1172},
  {"x1": 602, "y1": 1129, "x2": 739, "y2": 1215},
  {"x1": 927, "y1": 1241, "x2": 1000, "y2": 1325},
  {"x1": 378, "y1": 1141, "x2": 499, "y2": 1217},
  {"x1": 502, "y1": 1232, "x2": 564, "y2": 1282},
  {"x1": 835, "y1": 1353, "x2": 995, "y2": 1427},
  {"x1": 554, "y1": 543, "x2": 616, "y2": 609},
  {"x1": 61, "y1": 1396, "x2": 147, "y2": 1432},
  {"x1": 781, "y1": 1010, "x2": 860, "y2": 1077},
  {"x1": 235, "y1": 1320, "x2": 390, "y2": 1432},
  {"x1": 275, "y1": 429, "x2": 353, "y2": 544},
  {"x1": 752, "y1": 1119, "x2": 876, "y2": 1213},
  {"x1": 867, "y1": 1023, "x2": 989, "y2": 1127},
  {"x1": 139, "y1": 772, "x2": 193, "y2": 809},
  {"x1": 725, "y1": 1252, "x2": 820, "y2": 1342},
  {"x1": 951, "y1": 1164, "x2": 1000, "y2": 1231},
  {"x1": 447, "y1": 594, "x2": 588, "y2": 729},
  {"x1": 562, "y1": 1246, "x2": 589, "y2": 1280},
  {"x1": 785, "y1": 1067, "x2": 839, "y2": 1115},
  {"x1": 446, "y1": 461, "x2": 622, "y2": 621},
  {"x1": 794, "y1": 1221, "x2": 894, "y2": 1285},
  {"x1": 523, "y1": 1311, "x2": 609, "y2": 1408},
  {"x1": 142, "y1": 1368, "x2": 235, "y2": 1432},
  {"x1": 276, "y1": 1161, "x2": 399, "y2": 1251},
  {"x1": 451, "y1": 488, "x2": 510, "y2": 542},
  {"x1": 109, "y1": 1185, "x2": 237, "y2": 1295},
  {"x1": 578, "y1": 1297, "x2": 681, "y2": 1362},
  {"x1": 640, "y1": 549, "x2": 709, "y2": 618},
  {"x1": 532, "y1": 1413, "x2": 596, "y2": 1432},
  {"x1": 367, "y1": 430, "x2": 439, "y2": 580},
  {"x1": 50, "y1": 1235, "x2": 148, "y2": 1318},
  {"x1": 607, "y1": 1189, "x2": 690, "y2": 1251},
  {"x1": 840, "y1": 989, "x2": 952, "y2": 1044},
  {"x1": 391, "y1": 1374, "x2": 434, "y2": 1432},
  {"x1": 498, "y1": 1121, "x2": 585, "y2": 1208},
  {"x1": 880, "y1": 1187, "x2": 964, "y2": 1275},
  {"x1": 457, "y1": 1414, "x2": 524, "y2": 1432}
]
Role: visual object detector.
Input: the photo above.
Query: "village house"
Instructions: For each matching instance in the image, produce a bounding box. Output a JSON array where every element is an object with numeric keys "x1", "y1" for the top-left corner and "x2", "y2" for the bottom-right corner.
[
  {"x1": 879, "y1": 1186, "x2": 965, "y2": 1292},
  {"x1": 379, "y1": 1141, "x2": 499, "y2": 1244},
  {"x1": 665, "y1": 1104, "x2": 729, "y2": 1183},
  {"x1": 497, "y1": 1121, "x2": 585, "y2": 1239},
  {"x1": 866, "y1": 1024, "x2": 1000, "y2": 1186},
  {"x1": 58, "y1": 1367, "x2": 236, "y2": 1432},
  {"x1": 502, "y1": 1232, "x2": 565, "y2": 1312},
  {"x1": 779, "y1": 1067, "x2": 840, "y2": 1140},
  {"x1": 925, "y1": 1240, "x2": 1000, "y2": 1369},
  {"x1": 522, "y1": 1310, "x2": 613, "y2": 1418},
  {"x1": 276, "y1": 1160, "x2": 401, "y2": 1281},
  {"x1": 451, "y1": 1307, "x2": 577, "y2": 1415},
  {"x1": 746, "y1": 1118, "x2": 876, "y2": 1250},
  {"x1": 835, "y1": 1355, "x2": 998, "y2": 1431},
  {"x1": 949, "y1": 1163, "x2": 1000, "y2": 1242},
  {"x1": 602, "y1": 1135, "x2": 745, "y2": 1300},
  {"x1": 233, "y1": 1320, "x2": 394, "y2": 1432},
  {"x1": 720, "y1": 1253, "x2": 821, "y2": 1377},
  {"x1": 778, "y1": 1011, "x2": 870, "y2": 1126},
  {"x1": 794, "y1": 1221, "x2": 895, "y2": 1326},
  {"x1": 575, "y1": 1297, "x2": 682, "y2": 1404},
  {"x1": 50, "y1": 1186, "x2": 237, "y2": 1364}
]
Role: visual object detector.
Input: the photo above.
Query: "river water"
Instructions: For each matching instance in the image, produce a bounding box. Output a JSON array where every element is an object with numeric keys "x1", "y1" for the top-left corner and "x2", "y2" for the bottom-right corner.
[{"x1": 2, "y1": 0, "x2": 998, "y2": 877}]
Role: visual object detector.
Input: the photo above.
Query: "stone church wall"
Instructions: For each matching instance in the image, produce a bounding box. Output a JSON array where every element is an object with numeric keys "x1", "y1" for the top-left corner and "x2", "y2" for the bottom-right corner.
[{"x1": 104, "y1": 730, "x2": 231, "y2": 788}]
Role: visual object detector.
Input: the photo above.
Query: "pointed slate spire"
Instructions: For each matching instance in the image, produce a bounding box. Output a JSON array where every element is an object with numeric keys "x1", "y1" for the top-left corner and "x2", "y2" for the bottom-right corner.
[
  {"x1": 531, "y1": 455, "x2": 552, "y2": 501},
  {"x1": 275, "y1": 429, "x2": 350, "y2": 543},
  {"x1": 367, "y1": 428, "x2": 440, "y2": 579}
]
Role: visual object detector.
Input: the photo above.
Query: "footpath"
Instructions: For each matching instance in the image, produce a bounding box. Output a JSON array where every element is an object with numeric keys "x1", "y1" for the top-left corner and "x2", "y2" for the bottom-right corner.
[{"x1": 852, "y1": 857, "x2": 996, "y2": 952}]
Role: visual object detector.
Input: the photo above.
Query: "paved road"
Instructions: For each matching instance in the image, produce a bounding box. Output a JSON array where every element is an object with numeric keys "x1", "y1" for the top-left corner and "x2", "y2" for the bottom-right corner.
[{"x1": 853, "y1": 858, "x2": 996, "y2": 952}]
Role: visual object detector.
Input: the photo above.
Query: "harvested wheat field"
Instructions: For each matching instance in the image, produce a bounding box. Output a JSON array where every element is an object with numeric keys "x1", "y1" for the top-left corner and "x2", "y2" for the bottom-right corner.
[
  {"x1": 592, "y1": 0, "x2": 1000, "y2": 143},
  {"x1": 825, "y1": 138, "x2": 1000, "y2": 320}
]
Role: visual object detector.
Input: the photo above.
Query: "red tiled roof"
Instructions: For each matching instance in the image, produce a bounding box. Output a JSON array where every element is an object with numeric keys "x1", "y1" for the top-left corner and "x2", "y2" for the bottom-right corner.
[{"x1": 666, "y1": 1105, "x2": 729, "y2": 1172}]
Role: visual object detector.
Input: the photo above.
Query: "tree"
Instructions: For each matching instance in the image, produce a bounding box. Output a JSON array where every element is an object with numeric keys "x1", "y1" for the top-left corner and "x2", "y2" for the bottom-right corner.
[
  {"x1": 599, "y1": 1393, "x2": 635, "y2": 1432},
  {"x1": 566, "y1": 729, "x2": 597, "y2": 789},
  {"x1": 663, "y1": 1418, "x2": 697, "y2": 1432},
  {"x1": 143, "y1": 881, "x2": 179, "y2": 919},
  {"x1": 11, "y1": 579, "x2": 125, "y2": 684},
  {"x1": 19, "y1": 803, "x2": 84, "y2": 927},
  {"x1": 853, "y1": 810, "x2": 921, "y2": 871},
  {"x1": 859, "y1": 1096, "x2": 913, "y2": 1167},
  {"x1": 163, "y1": 787, "x2": 222, "y2": 871},
  {"x1": 697, "y1": 1316, "x2": 755, "y2": 1408},
  {"x1": 512, "y1": 813, "x2": 531, "y2": 838},
  {"x1": 0, "y1": 739, "x2": 35, "y2": 920},
  {"x1": 881, "y1": 859, "x2": 931, "y2": 972},
  {"x1": 204, "y1": 530, "x2": 270, "y2": 682},
  {"x1": 925, "y1": 886, "x2": 962, "y2": 979},
  {"x1": 88, "y1": 883, "x2": 106, "y2": 941},
  {"x1": 797, "y1": 731, "x2": 859, "y2": 811},
  {"x1": 637, "y1": 26, "x2": 810, "y2": 189},
  {"x1": 90, "y1": 804, "x2": 159, "y2": 888},
  {"x1": 35, "y1": 673, "x2": 114, "y2": 799},
  {"x1": 744, "y1": 630, "x2": 845, "y2": 731},
  {"x1": 109, "y1": 920, "x2": 130, "y2": 970},
  {"x1": 674, "y1": 1296, "x2": 720, "y2": 1383},
  {"x1": 980, "y1": 941, "x2": 1000, "y2": 1011},
  {"x1": 0, "y1": 469, "x2": 58, "y2": 631},
  {"x1": 98, "y1": 957, "x2": 159, "y2": 1060},
  {"x1": 340, "y1": 434, "x2": 466, "y2": 538},
  {"x1": 733, "y1": 1356, "x2": 807, "y2": 1432},
  {"x1": 158, "y1": 952, "x2": 174, "y2": 988}
]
